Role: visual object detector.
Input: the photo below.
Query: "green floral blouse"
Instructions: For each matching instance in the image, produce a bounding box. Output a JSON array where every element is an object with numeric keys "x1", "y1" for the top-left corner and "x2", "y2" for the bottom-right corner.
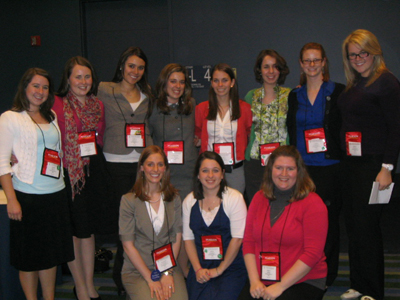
[{"x1": 244, "y1": 86, "x2": 291, "y2": 160}]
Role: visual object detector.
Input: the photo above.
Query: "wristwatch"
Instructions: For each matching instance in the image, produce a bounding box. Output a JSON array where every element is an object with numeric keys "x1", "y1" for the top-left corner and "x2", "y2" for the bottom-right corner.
[
  {"x1": 382, "y1": 163, "x2": 394, "y2": 171},
  {"x1": 163, "y1": 270, "x2": 174, "y2": 276}
]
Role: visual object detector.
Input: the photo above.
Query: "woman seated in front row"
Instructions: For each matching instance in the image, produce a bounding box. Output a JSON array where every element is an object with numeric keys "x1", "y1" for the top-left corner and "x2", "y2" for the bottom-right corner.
[
  {"x1": 183, "y1": 151, "x2": 247, "y2": 299},
  {"x1": 119, "y1": 145, "x2": 188, "y2": 300},
  {"x1": 241, "y1": 145, "x2": 328, "y2": 300}
]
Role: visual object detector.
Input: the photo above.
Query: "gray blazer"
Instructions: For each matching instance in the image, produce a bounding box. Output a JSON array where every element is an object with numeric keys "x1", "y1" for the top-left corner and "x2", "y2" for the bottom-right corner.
[
  {"x1": 98, "y1": 81, "x2": 153, "y2": 155},
  {"x1": 119, "y1": 193, "x2": 182, "y2": 275}
]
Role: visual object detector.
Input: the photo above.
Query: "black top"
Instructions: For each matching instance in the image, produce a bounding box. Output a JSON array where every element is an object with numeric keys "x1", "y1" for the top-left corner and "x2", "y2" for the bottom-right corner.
[{"x1": 338, "y1": 72, "x2": 400, "y2": 164}]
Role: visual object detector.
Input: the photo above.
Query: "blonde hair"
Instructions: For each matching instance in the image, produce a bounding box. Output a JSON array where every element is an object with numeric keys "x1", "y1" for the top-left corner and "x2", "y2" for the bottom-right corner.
[{"x1": 342, "y1": 29, "x2": 388, "y2": 90}]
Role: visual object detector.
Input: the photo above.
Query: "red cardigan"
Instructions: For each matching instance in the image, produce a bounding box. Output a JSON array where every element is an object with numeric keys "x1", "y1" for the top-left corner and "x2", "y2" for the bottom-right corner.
[
  {"x1": 243, "y1": 191, "x2": 328, "y2": 285},
  {"x1": 195, "y1": 100, "x2": 252, "y2": 161}
]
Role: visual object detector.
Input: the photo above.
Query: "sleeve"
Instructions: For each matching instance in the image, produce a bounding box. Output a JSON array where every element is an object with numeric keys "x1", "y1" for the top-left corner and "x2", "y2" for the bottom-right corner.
[
  {"x1": 194, "y1": 103, "x2": 203, "y2": 140},
  {"x1": 172, "y1": 195, "x2": 183, "y2": 238},
  {"x1": 0, "y1": 112, "x2": 14, "y2": 177},
  {"x1": 242, "y1": 191, "x2": 264, "y2": 255},
  {"x1": 182, "y1": 193, "x2": 196, "y2": 241},
  {"x1": 119, "y1": 193, "x2": 136, "y2": 242},
  {"x1": 244, "y1": 89, "x2": 255, "y2": 105},
  {"x1": 52, "y1": 96, "x2": 66, "y2": 144},
  {"x1": 223, "y1": 188, "x2": 247, "y2": 238},
  {"x1": 298, "y1": 193, "x2": 328, "y2": 268},
  {"x1": 378, "y1": 73, "x2": 400, "y2": 164},
  {"x1": 243, "y1": 101, "x2": 253, "y2": 138},
  {"x1": 96, "y1": 100, "x2": 106, "y2": 147},
  {"x1": 286, "y1": 90, "x2": 297, "y2": 146}
]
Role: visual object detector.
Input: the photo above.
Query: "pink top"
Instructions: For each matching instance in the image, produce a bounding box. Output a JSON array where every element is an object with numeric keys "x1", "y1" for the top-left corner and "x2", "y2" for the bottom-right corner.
[
  {"x1": 195, "y1": 100, "x2": 252, "y2": 161},
  {"x1": 53, "y1": 95, "x2": 106, "y2": 166},
  {"x1": 243, "y1": 191, "x2": 328, "y2": 285}
]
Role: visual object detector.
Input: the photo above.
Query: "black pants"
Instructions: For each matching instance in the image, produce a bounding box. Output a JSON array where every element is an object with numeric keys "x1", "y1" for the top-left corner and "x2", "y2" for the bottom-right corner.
[
  {"x1": 244, "y1": 158, "x2": 265, "y2": 206},
  {"x1": 105, "y1": 161, "x2": 138, "y2": 290},
  {"x1": 307, "y1": 163, "x2": 342, "y2": 286},
  {"x1": 341, "y1": 156, "x2": 385, "y2": 300},
  {"x1": 238, "y1": 280, "x2": 325, "y2": 300}
]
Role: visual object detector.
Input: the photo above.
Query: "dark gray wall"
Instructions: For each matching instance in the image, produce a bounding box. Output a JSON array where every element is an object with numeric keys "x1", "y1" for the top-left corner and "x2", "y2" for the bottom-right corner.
[
  {"x1": 0, "y1": 0, "x2": 81, "y2": 113},
  {"x1": 1, "y1": 0, "x2": 400, "y2": 113}
]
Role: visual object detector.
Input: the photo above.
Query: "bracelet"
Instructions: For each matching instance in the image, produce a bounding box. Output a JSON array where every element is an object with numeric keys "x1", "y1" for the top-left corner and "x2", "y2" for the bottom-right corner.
[
  {"x1": 216, "y1": 267, "x2": 219, "y2": 276},
  {"x1": 195, "y1": 267, "x2": 203, "y2": 274}
]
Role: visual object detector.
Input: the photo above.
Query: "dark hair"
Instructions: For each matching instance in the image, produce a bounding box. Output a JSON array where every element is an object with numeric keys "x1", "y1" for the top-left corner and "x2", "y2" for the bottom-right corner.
[
  {"x1": 261, "y1": 145, "x2": 315, "y2": 202},
  {"x1": 111, "y1": 46, "x2": 152, "y2": 99},
  {"x1": 193, "y1": 151, "x2": 227, "y2": 200},
  {"x1": 207, "y1": 63, "x2": 240, "y2": 121},
  {"x1": 12, "y1": 68, "x2": 55, "y2": 122},
  {"x1": 254, "y1": 49, "x2": 290, "y2": 85},
  {"x1": 131, "y1": 145, "x2": 178, "y2": 202},
  {"x1": 57, "y1": 56, "x2": 99, "y2": 97},
  {"x1": 299, "y1": 43, "x2": 330, "y2": 86},
  {"x1": 154, "y1": 63, "x2": 193, "y2": 115},
  {"x1": 342, "y1": 29, "x2": 388, "y2": 90}
]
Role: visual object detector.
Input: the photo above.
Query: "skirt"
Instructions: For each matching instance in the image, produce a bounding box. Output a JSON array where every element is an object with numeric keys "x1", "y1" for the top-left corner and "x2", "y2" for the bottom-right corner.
[
  {"x1": 64, "y1": 147, "x2": 118, "y2": 238},
  {"x1": 10, "y1": 189, "x2": 74, "y2": 272}
]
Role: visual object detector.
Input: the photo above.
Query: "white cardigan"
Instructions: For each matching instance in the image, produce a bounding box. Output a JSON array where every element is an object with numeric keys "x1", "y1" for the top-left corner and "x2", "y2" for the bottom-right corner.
[{"x1": 0, "y1": 110, "x2": 61, "y2": 184}]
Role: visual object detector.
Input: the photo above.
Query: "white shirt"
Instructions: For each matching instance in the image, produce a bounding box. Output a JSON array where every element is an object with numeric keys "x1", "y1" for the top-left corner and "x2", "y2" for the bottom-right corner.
[
  {"x1": 182, "y1": 187, "x2": 247, "y2": 241},
  {"x1": 145, "y1": 196, "x2": 165, "y2": 236},
  {"x1": 206, "y1": 106, "x2": 239, "y2": 162}
]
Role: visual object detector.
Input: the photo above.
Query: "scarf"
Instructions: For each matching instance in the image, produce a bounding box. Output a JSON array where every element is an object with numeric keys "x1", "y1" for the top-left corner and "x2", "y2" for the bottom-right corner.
[{"x1": 63, "y1": 90, "x2": 102, "y2": 198}]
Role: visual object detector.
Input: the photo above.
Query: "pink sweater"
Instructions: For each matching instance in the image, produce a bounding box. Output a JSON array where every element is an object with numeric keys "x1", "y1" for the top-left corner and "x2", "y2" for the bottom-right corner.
[
  {"x1": 195, "y1": 100, "x2": 252, "y2": 161},
  {"x1": 243, "y1": 191, "x2": 328, "y2": 285}
]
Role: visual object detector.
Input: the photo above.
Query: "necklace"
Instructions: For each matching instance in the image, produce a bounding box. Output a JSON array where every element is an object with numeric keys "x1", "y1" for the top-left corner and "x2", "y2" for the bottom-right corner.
[
  {"x1": 201, "y1": 197, "x2": 220, "y2": 212},
  {"x1": 271, "y1": 207, "x2": 285, "y2": 221},
  {"x1": 148, "y1": 195, "x2": 161, "y2": 203}
]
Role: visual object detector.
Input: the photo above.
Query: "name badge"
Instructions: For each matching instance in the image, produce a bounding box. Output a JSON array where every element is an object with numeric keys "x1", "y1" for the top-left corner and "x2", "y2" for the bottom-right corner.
[
  {"x1": 41, "y1": 148, "x2": 61, "y2": 179},
  {"x1": 152, "y1": 243, "x2": 176, "y2": 273},
  {"x1": 260, "y1": 252, "x2": 281, "y2": 282},
  {"x1": 163, "y1": 141, "x2": 184, "y2": 165},
  {"x1": 78, "y1": 130, "x2": 97, "y2": 157},
  {"x1": 345, "y1": 131, "x2": 362, "y2": 156},
  {"x1": 304, "y1": 128, "x2": 327, "y2": 153},
  {"x1": 125, "y1": 123, "x2": 146, "y2": 148},
  {"x1": 213, "y1": 142, "x2": 234, "y2": 166},
  {"x1": 201, "y1": 235, "x2": 223, "y2": 260},
  {"x1": 259, "y1": 143, "x2": 280, "y2": 166}
]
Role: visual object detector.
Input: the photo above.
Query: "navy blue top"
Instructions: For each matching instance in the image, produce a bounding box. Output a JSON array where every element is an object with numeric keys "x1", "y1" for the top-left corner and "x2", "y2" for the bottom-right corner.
[
  {"x1": 295, "y1": 81, "x2": 339, "y2": 166},
  {"x1": 186, "y1": 200, "x2": 246, "y2": 299}
]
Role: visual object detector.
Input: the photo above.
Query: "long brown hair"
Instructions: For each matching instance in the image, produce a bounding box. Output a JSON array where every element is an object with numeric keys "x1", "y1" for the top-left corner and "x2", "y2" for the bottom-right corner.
[
  {"x1": 131, "y1": 145, "x2": 178, "y2": 202},
  {"x1": 111, "y1": 46, "x2": 153, "y2": 99},
  {"x1": 261, "y1": 145, "x2": 315, "y2": 202},
  {"x1": 12, "y1": 68, "x2": 55, "y2": 122},
  {"x1": 207, "y1": 63, "x2": 240, "y2": 121},
  {"x1": 153, "y1": 63, "x2": 193, "y2": 116},
  {"x1": 342, "y1": 29, "x2": 388, "y2": 90}
]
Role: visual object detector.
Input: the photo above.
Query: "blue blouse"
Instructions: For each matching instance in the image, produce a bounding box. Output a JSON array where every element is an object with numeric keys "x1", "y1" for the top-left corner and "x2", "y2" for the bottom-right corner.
[{"x1": 295, "y1": 80, "x2": 339, "y2": 166}]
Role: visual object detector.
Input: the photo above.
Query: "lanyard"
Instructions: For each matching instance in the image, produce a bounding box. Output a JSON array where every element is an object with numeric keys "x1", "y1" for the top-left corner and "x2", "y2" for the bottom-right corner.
[
  {"x1": 213, "y1": 108, "x2": 234, "y2": 145},
  {"x1": 112, "y1": 86, "x2": 146, "y2": 124},
  {"x1": 30, "y1": 117, "x2": 60, "y2": 151},
  {"x1": 260, "y1": 201, "x2": 291, "y2": 254},
  {"x1": 259, "y1": 86, "x2": 281, "y2": 144},
  {"x1": 148, "y1": 198, "x2": 171, "y2": 252},
  {"x1": 163, "y1": 112, "x2": 183, "y2": 141}
]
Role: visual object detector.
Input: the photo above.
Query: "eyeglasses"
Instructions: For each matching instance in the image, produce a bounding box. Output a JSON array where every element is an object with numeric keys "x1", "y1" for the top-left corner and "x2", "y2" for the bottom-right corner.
[
  {"x1": 301, "y1": 59, "x2": 323, "y2": 65},
  {"x1": 348, "y1": 51, "x2": 370, "y2": 60}
]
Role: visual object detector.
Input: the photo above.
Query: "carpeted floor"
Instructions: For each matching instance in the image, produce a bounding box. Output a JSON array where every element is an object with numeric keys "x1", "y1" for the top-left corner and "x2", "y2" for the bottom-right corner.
[{"x1": 55, "y1": 249, "x2": 400, "y2": 300}]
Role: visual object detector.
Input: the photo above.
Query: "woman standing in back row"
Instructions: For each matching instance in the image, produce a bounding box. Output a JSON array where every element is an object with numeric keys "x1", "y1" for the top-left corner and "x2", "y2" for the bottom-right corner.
[
  {"x1": 244, "y1": 49, "x2": 291, "y2": 204},
  {"x1": 97, "y1": 46, "x2": 153, "y2": 295},
  {"x1": 338, "y1": 29, "x2": 400, "y2": 300},
  {"x1": 286, "y1": 43, "x2": 345, "y2": 288},
  {"x1": 195, "y1": 63, "x2": 252, "y2": 194}
]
